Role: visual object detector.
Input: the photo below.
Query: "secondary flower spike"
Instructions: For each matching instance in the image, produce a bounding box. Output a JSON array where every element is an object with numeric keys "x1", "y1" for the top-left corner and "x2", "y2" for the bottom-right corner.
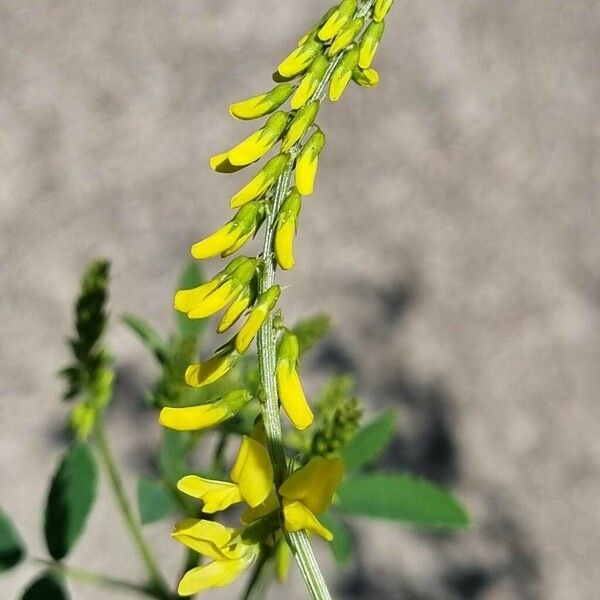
[
  {"x1": 275, "y1": 188, "x2": 302, "y2": 270},
  {"x1": 276, "y1": 331, "x2": 314, "y2": 430},
  {"x1": 279, "y1": 456, "x2": 345, "y2": 540},
  {"x1": 295, "y1": 128, "x2": 326, "y2": 195},
  {"x1": 229, "y1": 83, "x2": 295, "y2": 120},
  {"x1": 159, "y1": 389, "x2": 251, "y2": 431}
]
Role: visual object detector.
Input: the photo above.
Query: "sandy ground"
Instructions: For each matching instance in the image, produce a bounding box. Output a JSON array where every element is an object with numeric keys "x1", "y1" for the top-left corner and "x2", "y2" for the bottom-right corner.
[{"x1": 1, "y1": 1, "x2": 599, "y2": 599}]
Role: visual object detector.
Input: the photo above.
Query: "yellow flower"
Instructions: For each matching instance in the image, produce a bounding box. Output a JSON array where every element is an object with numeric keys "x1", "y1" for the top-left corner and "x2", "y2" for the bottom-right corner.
[
  {"x1": 210, "y1": 112, "x2": 289, "y2": 171},
  {"x1": 229, "y1": 83, "x2": 295, "y2": 120},
  {"x1": 358, "y1": 21, "x2": 385, "y2": 69},
  {"x1": 190, "y1": 202, "x2": 265, "y2": 260},
  {"x1": 277, "y1": 39, "x2": 323, "y2": 79},
  {"x1": 172, "y1": 519, "x2": 258, "y2": 596},
  {"x1": 328, "y1": 17, "x2": 364, "y2": 56},
  {"x1": 185, "y1": 347, "x2": 239, "y2": 388},
  {"x1": 274, "y1": 188, "x2": 302, "y2": 270},
  {"x1": 276, "y1": 331, "x2": 314, "y2": 430},
  {"x1": 231, "y1": 153, "x2": 290, "y2": 208},
  {"x1": 281, "y1": 101, "x2": 320, "y2": 151},
  {"x1": 217, "y1": 287, "x2": 253, "y2": 333},
  {"x1": 329, "y1": 46, "x2": 359, "y2": 102},
  {"x1": 159, "y1": 389, "x2": 251, "y2": 431},
  {"x1": 295, "y1": 129, "x2": 326, "y2": 195},
  {"x1": 235, "y1": 285, "x2": 281, "y2": 353},
  {"x1": 318, "y1": 0, "x2": 357, "y2": 41},
  {"x1": 291, "y1": 55, "x2": 329, "y2": 109},
  {"x1": 279, "y1": 456, "x2": 345, "y2": 541},
  {"x1": 177, "y1": 436, "x2": 273, "y2": 512},
  {"x1": 373, "y1": 0, "x2": 394, "y2": 22},
  {"x1": 352, "y1": 66, "x2": 380, "y2": 88}
]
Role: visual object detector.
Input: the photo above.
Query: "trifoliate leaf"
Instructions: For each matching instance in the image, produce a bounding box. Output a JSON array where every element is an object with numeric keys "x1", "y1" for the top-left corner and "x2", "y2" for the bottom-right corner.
[
  {"x1": 122, "y1": 314, "x2": 170, "y2": 365},
  {"x1": 176, "y1": 261, "x2": 206, "y2": 340},
  {"x1": 44, "y1": 442, "x2": 98, "y2": 560},
  {"x1": 336, "y1": 473, "x2": 470, "y2": 528},
  {"x1": 292, "y1": 313, "x2": 331, "y2": 355},
  {"x1": 0, "y1": 506, "x2": 25, "y2": 572},
  {"x1": 320, "y1": 512, "x2": 353, "y2": 565},
  {"x1": 21, "y1": 571, "x2": 68, "y2": 600},
  {"x1": 137, "y1": 476, "x2": 177, "y2": 525},
  {"x1": 340, "y1": 410, "x2": 396, "y2": 471}
]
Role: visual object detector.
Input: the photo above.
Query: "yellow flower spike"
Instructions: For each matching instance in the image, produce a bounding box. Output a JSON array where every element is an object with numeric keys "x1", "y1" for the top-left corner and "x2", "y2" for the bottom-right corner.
[
  {"x1": 276, "y1": 331, "x2": 314, "y2": 430},
  {"x1": 318, "y1": 0, "x2": 357, "y2": 41},
  {"x1": 277, "y1": 39, "x2": 323, "y2": 79},
  {"x1": 185, "y1": 350, "x2": 239, "y2": 388},
  {"x1": 230, "y1": 436, "x2": 274, "y2": 507},
  {"x1": 295, "y1": 129, "x2": 326, "y2": 196},
  {"x1": 328, "y1": 17, "x2": 364, "y2": 56},
  {"x1": 291, "y1": 55, "x2": 329, "y2": 110},
  {"x1": 223, "y1": 112, "x2": 289, "y2": 168},
  {"x1": 177, "y1": 476, "x2": 243, "y2": 513},
  {"x1": 281, "y1": 101, "x2": 320, "y2": 151},
  {"x1": 159, "y1": 389, "x2": 252, "y2": 431},
  {"x1": 279, "y1": 456, "x2": 345, "y2": 515},
  {"x1": 374, "y1": 0, "x2": 394, "y2": 22},
  {"x1": 178, "y1": 551, "x2": 256, "y2": 597},
  {"x1": 358, "y1": 20, "x2": 385, "y2": 69},
  {"x1": 217, "y1": 288, "x2": 252, "y2": 333},
  {"x1": 329, "y1": 46, "x2": 360, "y2": 102},
  {"x1": 172, "y1": 519, "x2": 236, "y2": 560},
  {"x1": 229, "y1": 83, "x2": 295, "y2": 121},
  {"x1": 352, "y1": 66, "x2": 380, "y2": 88},
  {"x1": 282, "y1": 500, "x2": 334, "y2": 541},
  {"x1": 231, "y1": 153, "x2": 291, "y2": 208},
  {"x1": 275, "y1": 188, "x2": 302, "y2": 271},
  {"x1": 235, "y1": 285, "x2": 281, "y2": 353}
]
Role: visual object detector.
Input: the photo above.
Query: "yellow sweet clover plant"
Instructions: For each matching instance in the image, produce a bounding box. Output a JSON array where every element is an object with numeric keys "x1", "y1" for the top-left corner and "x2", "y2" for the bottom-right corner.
[{"x1": 4, "y1": 2, "x2": 471, "y2": 599}]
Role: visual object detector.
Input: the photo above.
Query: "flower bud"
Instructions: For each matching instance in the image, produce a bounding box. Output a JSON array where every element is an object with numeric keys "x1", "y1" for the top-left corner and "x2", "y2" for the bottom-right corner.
[
  {"x1": 359, "y1": 20, "x2": 385, "y2": 69},
  {"x1": 211, "y1": 112, "x2": 289, "y2": 172},
  {"x1": 373, "y1": 0, "x2": 394, "y2": 22},
  {"x1": 352, "y1": 66, "x2": 380, "y2": 87},
  {"x1": 318, "y1": 0, "x2": 357, "y2": 41},
  {"x1": 328, "y1": 17, "x2": 364, "y2": 56},
  {"x1": 277, "y1": 39, "x2": 323, "y2": 79},
  {"x1": 291, "y1": 55, "x2": 329, "y2": 110},
  {"x1": 231, "y1": 153, "x2": 291, "y2": 208},
  {"x1": 235, "y1": 285, "x2": 281, "y2": 353},
  {"x1": 69, "y1": 403, "x2": 96, "y2": 440},
  {"x1": 275, "y1": 188, "x2": 302, "y2": 270},
  {"x1": 329, "y1": 46, "x2": 359, "y2": 102},
  {"x1": 229, "y1": 83, "x2": 295, "y2": 121},
  {"x1": 295, "y1": 129, "x2": 325, "y2": 195},
  {"x1": 281, "y1": 102, "x2": 320, "y2": 151}
]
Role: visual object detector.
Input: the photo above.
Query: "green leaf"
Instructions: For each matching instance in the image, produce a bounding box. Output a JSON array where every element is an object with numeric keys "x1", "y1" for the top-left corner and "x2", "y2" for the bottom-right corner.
[
  {"x1": 137, "y1": 477, "x2": 177, "y2": 525},
  {"x1": 340, "y1": 411, "x2": 397, "y2": 471},
  {"x1": 122, "y1": 313, "x2": 170, "y2": 365},
  {"x1": 176, "y1": 261, "x2": 206, "y2": 340},
  {"x1": 21, "y1": 571, "x2": 68, "y2": 600},
  {"x1": 292, "y1": 313, "x2": 330, "y2": 355},
  {"x1": 0, "y1": 506, "x2": 25, "y2": 573},
  {"x1": 44, "y1": 442, "x2": 98, "y2": 560},
  {"x1": 320, "y1": 513, "x2": 353, "y2": 565},
  {"x1": 336, "y1": 473, "x2": 470, "y2": 529}
]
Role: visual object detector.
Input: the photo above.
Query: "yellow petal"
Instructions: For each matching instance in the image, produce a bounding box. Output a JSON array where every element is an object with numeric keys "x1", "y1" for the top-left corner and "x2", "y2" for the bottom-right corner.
[
  {"x1": 374, "y1": 0, "x2": 394, "y2": 22},
  {"x1": 230, "y1": 171, "x2": 269, "y2": 208},
  {"x1": 159, "y1": 403, "x2": 229, "y2": 431},
  {"x1": 275, "y1": 217, "x2": 296, "y2": 270},
  {"x1": 358, "y1": 37, "x2": 378, "y2": 69},
  {"x1": 185, "y1": 353, "x2": 237, "y2": 388},
  {"x1": 276, "y1": 362, "x2": 314, "y2": 430},
  {"x1": 277, "y1": 40, "x2": 322, "y2": 78},
  {"x1": 191, "y1": 224, "x2": 240, "y2": 260},
  {"x1": 209, "y1": 151, "x2": 247, "y2": 173},
  {"x1": 229, "y1": 83, "x2": 295, "y2": 120},
  {"x1": 177, "y1": 476, "x2": 243, "y2": 513},
  {"x1": 290, "y1": 74, "x2": 317, "y2": 110},
  {"x1": 174, "y1": 280, "x2": 220, "y2": 313},
  {"x1": 282, "y1": 500, "x2": 333, "y2": 541},
  {"x1": 186, "y1": 281, "x2": 236, "y2": 319},
  {"x1": 230, "y1": 436, "x2": 273, "y2": 507},
  {"x1": 296, "y1": 153, "x2": 319, "y2": 196},
  {"x1": 241, "y1": 490, "x2": 280, "y2": 525},
  {"x1": 329, "y1": 69, "x2": 352, "y2": 102},
  {"x1": 279, "y1": 456, "x2": 345, "y2": 515},
  {"x1": 177, "y1": 556, "x2": 252, "y2": 596},
  {"x1": 235, "y1": 306, "x2": 267, "y2": 353},
  {"x1": 172, "y1": 518, "x2": 235, "y2": 560},
  {"x1": 217, "y1": 292, "x2": 251, "y2": 333}
]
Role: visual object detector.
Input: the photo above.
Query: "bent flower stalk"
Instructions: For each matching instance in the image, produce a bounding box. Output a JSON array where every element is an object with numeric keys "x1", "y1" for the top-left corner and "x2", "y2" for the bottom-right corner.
[{"x1": 161, "y1": 0, "x2": 394, "y2": 598}]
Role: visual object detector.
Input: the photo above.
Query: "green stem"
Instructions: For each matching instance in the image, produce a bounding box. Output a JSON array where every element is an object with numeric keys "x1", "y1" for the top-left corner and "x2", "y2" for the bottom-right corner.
[
  {"x1": 33, "y1": 557, "x2": 162, "y2": 599},
  {"x1": 94, "y1": 416, "x2": 171, "y2": 599}
]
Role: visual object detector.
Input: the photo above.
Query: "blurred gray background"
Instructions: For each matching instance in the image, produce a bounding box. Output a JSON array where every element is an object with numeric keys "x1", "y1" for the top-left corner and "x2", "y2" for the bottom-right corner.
[{"x1": 1, "y1": 0, "x2": 599, "y2": 599}]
